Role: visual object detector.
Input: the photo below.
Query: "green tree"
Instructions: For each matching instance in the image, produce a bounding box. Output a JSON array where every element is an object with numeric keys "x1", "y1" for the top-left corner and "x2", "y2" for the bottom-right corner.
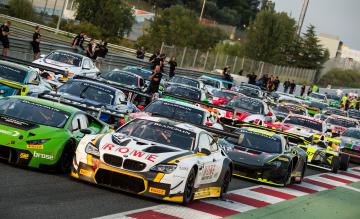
[
  {"x1": 138, "y1": 5, "x2": 225, "y2": 51},
  {"x1": 243, "y1": 10, "x2": 297, "y2": 63},
  {"x1": 74, "y1": 0, "x2": 135, "y2": 38},
  {"x1": 319, "y1": 68, "x2": 360, "y2": 87},
  {"x1": 8, "y1": 0, "x2": 35, "y2": 20}
]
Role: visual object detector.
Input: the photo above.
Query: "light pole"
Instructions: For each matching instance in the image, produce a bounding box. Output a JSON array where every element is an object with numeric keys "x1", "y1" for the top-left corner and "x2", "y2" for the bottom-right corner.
[
  {"x1": 297, "y1": 0, "x2": 310, "y2": 36},
  {"x1": 56, "y1": 0, "x2": 67, "y2": 34},
  {"x1": 199, "y1": 0, "x2": 206, "y2": 22}
]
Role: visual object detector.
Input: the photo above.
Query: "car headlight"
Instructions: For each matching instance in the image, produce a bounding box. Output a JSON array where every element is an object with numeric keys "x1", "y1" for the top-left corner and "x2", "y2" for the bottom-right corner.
[
  {"x1": 26, "y1": 139, "x2": 49, "y2": 145},
  {"x1": 151, "y1": 164, "x2": 177, "y2": 174},
  {"x1": 85, "y1": 143, "x2": 100, "y2": 157}
]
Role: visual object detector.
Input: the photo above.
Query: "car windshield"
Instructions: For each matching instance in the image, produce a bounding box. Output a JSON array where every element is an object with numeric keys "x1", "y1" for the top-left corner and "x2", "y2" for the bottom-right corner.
[
  {"x1": 227, "y1": 98, "x2": 264, "y2": 114},
  {"x1": 348, "y1": 110, "x2": 360, "y2": 119},
  {"x1": 101, "y1": 71, "x2": 138, "y2": 87},
  {"x1": 117, "y1": 119, "x2": 196, "y2": 150},
  {"x1": 145, "y1": 100, "x2": 205, "y2": 125},
  {"x1": 226, "y1": 129, "x2": 282, "y2": 154},
  {"x1": 165, "y1": 86, "x2": 201, "y2": 101},
  {"x1": 0, "y1": 64, "x2": 27, "y2": 83},
  {"x1": 326, "y1": 94, "x2": 340, "y2": 101},
  {"x1": 325, "y1": 108, "x2": 347, "y2": 117},
  {"x1": 45, "y1": 51, "x2": 82, "y2": 67},
  {"x1": 310, "y1": 93, "x2": 326, "y2": 100},
  {"x1": 343, "y1": 129, "x2": 360, "y2": 139},
  {"x1": 285, "y1": 117, "x2": 323, "y2": 132},
  {"x1": 0, "y1": 98, "x2": 69, "y2": 128},
  {"x1": 122, "y1": 67, "x2": 151, "y2": 79},
  {"x1": 213, "y1": 91, "x2": 237, "y2": 100},
  {"x1": 327, "y1": 118, "x2": 357, "y2": 128},
  {"x1": 200, "y1": 78, "x2": 220, "y2": 88},
  {"x1": 308, "y1": 101, "x2": 328, "y2": 110},
  {"x1": 58, "y1": 81, "x2": 115, "y2": 105},
  {"x1": 170, "y1": 77, "x2": 199, "y2": 88},
  {"x1": 235, "y1": 87, "x2": 260, "y2": 98}
]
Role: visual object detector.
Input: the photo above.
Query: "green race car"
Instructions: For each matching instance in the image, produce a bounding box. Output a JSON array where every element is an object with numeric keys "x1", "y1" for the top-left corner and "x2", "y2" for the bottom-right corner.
[{"x1": 0, "y1": 96, "x2": 109, "y2": 172}]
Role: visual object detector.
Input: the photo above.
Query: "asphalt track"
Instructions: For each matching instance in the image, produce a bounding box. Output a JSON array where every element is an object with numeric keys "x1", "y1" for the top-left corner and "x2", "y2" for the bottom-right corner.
[{"x1": 0, "y1": 160, "x2": 356, "y2": 219}]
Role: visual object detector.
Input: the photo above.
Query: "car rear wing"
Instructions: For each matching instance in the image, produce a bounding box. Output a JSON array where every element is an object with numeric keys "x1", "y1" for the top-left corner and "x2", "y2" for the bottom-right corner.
[
  {"x1": 0, "y1": 79, "x2": 28, "y2": 96},
  {"x1": 0, "y1": 55, "x2": 68, "y2": 76},
  {"x1": 37, "y1": 92, "x2": 126, "y2": 120}
]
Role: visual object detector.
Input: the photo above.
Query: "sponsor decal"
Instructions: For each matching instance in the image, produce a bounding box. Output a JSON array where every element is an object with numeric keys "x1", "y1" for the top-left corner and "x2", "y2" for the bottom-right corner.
[
  {"x1": 33, "y1": 151, "x2": 54, "y2": 160},
  {"x1": 102, "y1": 144, "x2": 158, "y2": 162},
  {"x1": 0, "y1": 129, "x2": 20, "y2": 137},
  {"x1": 19, "y1": 153, "x2": 29, "y2": 159},
  {"x1": 27, "y1": 145, "x2": 43, "y2": 149},
  {"x1": 201, "y1": 165, "x2": 216, "y2": 180},
  {"x1": 149, "y1": 187, "x2": 166, "y2": 195},
  {"x1": 79, "y1": 169, "x2": 92, "y2": 177}
]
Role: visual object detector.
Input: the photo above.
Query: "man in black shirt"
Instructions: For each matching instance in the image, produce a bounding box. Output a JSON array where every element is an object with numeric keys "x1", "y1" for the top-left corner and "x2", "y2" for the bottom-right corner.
[
  {"x1": 247, "y1": 72, "x2": 257, "y2": 85},
  {"x1": 0, "y1": 21, "x2": 11, "y2": 56},
  {"x1": 136, "y1": 47, "x2": 145, "y2": 59},
  {"x1": 283, "y1": 79, "x2": 291, "y2": 93},
  {"x1": 289, "y1": 80, "x2": 296, "y2": 94},
  {"x1": 168, "y1": 57, "x2": 177, "y2": 78},
  {"x1": 273, "y1": 76, "x2": 280, "y2": 91},
  {"x1": 72, "y1": 32, "x2": 85, "y2": 53},
  {"x1": 148, "y1": 65, "x2": 162, "y2": 94},
  {"x1": 32, "y1": 26, "x2": 41, "y2": 60},
  {"x1": 149, "y1": 51, "x2": 160, "y2": 70},
  {"x1": 95, "y1": 41, "x2": 108, "y2": 69}
]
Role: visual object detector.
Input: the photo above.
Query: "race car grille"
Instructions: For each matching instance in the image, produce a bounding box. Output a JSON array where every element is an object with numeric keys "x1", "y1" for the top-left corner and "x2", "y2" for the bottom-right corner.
[
  {"x1": 103, "y1": 154, "x2": 123, "y2": 168},
  {"x1": 95, "y1": 169, "x2": 146, "y2": 193},
  {"x1": 123, "y1": 159, "x2": 146, "y2": 171}
]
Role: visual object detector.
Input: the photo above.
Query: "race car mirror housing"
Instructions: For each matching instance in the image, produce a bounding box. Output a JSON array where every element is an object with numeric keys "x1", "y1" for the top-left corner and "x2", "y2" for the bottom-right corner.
[
  {"x1": 80, "y1": 128, "x2": 92, "y2": 135},
  {"x1": 200, "y1": 148, "x2": 211, "y2": 156}
]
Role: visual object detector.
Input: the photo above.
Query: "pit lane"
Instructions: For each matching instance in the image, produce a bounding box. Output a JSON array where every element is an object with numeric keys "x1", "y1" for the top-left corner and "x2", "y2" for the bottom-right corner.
[{"x1": 1, "y1": 161, "x2": 357, "y2": 219}]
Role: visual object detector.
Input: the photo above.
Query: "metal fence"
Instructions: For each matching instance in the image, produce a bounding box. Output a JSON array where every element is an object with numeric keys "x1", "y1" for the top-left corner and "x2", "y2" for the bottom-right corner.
[{"x1": 161, "y1": 43, "x2": 317, "y2": 83}]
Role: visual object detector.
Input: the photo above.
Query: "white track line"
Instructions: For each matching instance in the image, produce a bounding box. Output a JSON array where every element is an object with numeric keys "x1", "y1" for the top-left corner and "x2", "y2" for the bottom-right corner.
[
  {"x1": 155, "y1": 205, "x2": 221, "y2": 219},
  {"x1": 231, "y1": 189, "x2": 285, "y2": 204},
  {"x1": 202, "y1": 199, "x2": 256, "y2": 212}
]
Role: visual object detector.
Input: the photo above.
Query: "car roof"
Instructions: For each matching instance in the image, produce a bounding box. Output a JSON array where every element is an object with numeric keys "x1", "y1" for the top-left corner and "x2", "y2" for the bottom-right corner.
[
  {"x1": 68, "y1": 79, "x2": 119, "y2": 92},
  {"x1": 52, "y1": 50, "x2": 86, "y2": 58},
  {"x1": 136, "y1": 116, "x2": 205, "y2": 134},
  {"x1": 154, "y1": 98, "x2": 208, "y2": 112},
  {"x1": 0, "y1": 60, "x2": 33, "y2": 73},
  {"x1": 105, "y1": 69, "x2": 141, "y2": 78},
  {"x1": 236, "y1": 127, "x2": 283, "y2": 141},
  {"x1": 9, "y1": 96, "x2": 79, "y2": 114},
  {"x1": 288, "y1": 114, "x2": 323, "y2": 123}
]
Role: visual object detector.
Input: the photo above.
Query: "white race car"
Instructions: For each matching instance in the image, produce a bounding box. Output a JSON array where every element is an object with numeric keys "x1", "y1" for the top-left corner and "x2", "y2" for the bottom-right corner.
[
  {"x1": 71, "y1": 116, "x2": 232, "y2": 204},
  {"x1": 33, "y1": 50, "x2": 99, "y2": 80}
]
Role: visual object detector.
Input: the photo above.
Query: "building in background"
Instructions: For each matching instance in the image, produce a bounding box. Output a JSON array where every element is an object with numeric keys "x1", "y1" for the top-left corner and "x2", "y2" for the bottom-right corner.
[{"x1": 318, "y1": 33, "x2": 342, "y2": 58}]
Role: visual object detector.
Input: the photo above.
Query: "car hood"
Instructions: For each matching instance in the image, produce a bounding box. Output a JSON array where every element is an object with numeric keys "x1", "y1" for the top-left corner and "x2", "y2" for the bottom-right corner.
[
  {"x1": 96, "y1": 133, "x2": 191, "y2": 171},
  {"x1": 225, "y1": 145, "x2": 279, "y2": 167},
  {"x1": 34, "y1": 58, "x2": 77, "y2": 70},
  {"x1": 0, "y1": 115, "x2": 64, "y2": 146}
]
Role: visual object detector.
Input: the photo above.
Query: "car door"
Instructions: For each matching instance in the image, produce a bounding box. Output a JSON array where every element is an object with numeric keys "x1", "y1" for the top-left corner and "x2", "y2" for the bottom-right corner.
[{"x1": 196, "y1": 133, "x2": 223, "y2": 184}]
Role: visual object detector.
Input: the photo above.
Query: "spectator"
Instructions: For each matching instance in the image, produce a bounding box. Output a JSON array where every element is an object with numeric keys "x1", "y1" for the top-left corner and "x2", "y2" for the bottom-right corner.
[
  {"x1": 72, "y1": 32, "x2": 85, "y2": 53},
  {"x1": 307, "y1": 85, "x2": 312, "y2": 96},
  {"x1": 95, "y1": 41, "x2": 108, "y2": 69},
  {"x1": 267, "y1": 75, "x2": 274, "y2": 92},
  {"x1": 238, "y1": 69, "x2": 244, "y2": 76},
  {"x1": 259, "y1": 74, "x2": 268, "y2": 90},
  {"x1": 86, "y1": 38, "x2": 95, "y2": 59},
  {"x1": 150, "y1": 51, "x2": 161, "y2": 70},
  {"x1": 159, "y1": 53, "x2": 166, "y2": 73},
  {"x1": 300, "y1": 85, "x2": 306, "y2": 96},
  {"x1": 289, "y1": 80, "x2": 296, "y2": 94},
  {"x1": 136, "y1": 47, "x2": 145, "y2": 59},
  {"x1": 31, "y1": 26, "x2": 41, "y2": 61},
  {"x1": 283, "y1": 79, "x2": 290, "y2": 93},
  {"x1": 273, "y1": 76, "x2": 280, "y2": 91},
  {"x1": 223, "y1": 66, "x2": 233, "y2": 89},
  {"x1": 168, "y1": 56, "x2": 177, "y2": 78},
  {"x1": 312, "y1": 84, "x2": 319, "y2": 93},
  {"x1": 247, "y1": 72, "x2": 257, "y2": 85},
  {"x1": 0, "y1": 21, "x2": 11, "y2": 56},
  {"x1": 147, "y1": 65, "x2": 163, "y2": 104}
]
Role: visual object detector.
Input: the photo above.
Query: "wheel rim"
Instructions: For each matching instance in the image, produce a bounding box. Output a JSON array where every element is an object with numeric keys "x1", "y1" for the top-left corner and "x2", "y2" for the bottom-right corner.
[{"x1": 184, "y1": 171, "x2": 195, "y2": 200}]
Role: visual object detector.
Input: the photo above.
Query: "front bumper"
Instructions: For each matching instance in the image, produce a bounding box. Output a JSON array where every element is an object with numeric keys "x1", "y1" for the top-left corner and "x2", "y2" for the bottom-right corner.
[{"x1": 71, "y1": 159, "x2": 184, "y2": 203}]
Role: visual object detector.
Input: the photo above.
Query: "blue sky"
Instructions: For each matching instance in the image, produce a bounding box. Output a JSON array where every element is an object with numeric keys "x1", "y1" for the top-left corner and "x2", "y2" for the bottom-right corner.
[{"x1": 273, "y1": 0, "x2": 360, "y2": 50}]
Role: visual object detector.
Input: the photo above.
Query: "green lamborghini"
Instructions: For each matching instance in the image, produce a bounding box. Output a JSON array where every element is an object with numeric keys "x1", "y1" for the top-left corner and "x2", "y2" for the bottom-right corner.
[{"x1": 0, "y1": 96, "x2": 109, "y2": 172}]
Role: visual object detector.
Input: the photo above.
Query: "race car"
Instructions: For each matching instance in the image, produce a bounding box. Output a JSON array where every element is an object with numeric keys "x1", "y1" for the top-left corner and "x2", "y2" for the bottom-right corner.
[
  {"x1": 304, "y1": 92, "x2": 328, "y2": 103},
  {"x1": 218, "y1": 96, "x2": 275, "y2": 127},
  {"x1": 33, "y1": 50, "x2": 99, "y2": 80},
  {"x1": 326, "y1": 93, "x2": 341, "y2": 108},
  {"x1": 302, "y1": 101, "x2": 329, "y2": 117},
  {"x1": 324, "y1": 115, "x2": 359, "y2": 137},
  {"x1": 210, "y1": 90, "x2": 244, "y2": 106},
  {"x1": 130, "y1": 98, "x2": 223, "y2": 129},
  {"x1": 0, "y1": 60, "x2": 52, "y2": 97},
  {"x1": 272, "y1": 103, "x2": 308, "y2": 122},
  {"x1": 219, "y1": 127, "x2": 307, "y2": 186},
  {"x1": 38, "y1": 79, "x2": 139, "y2": 127},
  {"x1": 162, "y1": 84, "x2": 208, "y2": 103},
  {"x1": 0, "y1": 96, "x2": 109, "y2": 172},
  {"x1": 320, "y1": 107, "x2": 348, "y2": 118},
  {"x1": 198, "y1": 75, "x2": 233, "y2": 95},
  {"x1": 71, "y1": 117, "x2": 233, "y2": 204},
  {"x1": 231, "y1": 85, "x2": 264, "y2": 100},
  {"x1": 340, "y1": 128, "x2": 360, "y2": 163},
  {"x1": 165, "y1": 75, "x2": 205, "y2": 90}
]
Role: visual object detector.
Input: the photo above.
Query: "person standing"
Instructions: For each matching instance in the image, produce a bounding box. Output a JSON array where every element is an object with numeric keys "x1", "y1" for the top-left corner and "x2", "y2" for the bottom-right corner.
[
  {"x1": 289, "y1": 80, "x2": 296, "y2": 94},
  {"x1": 223, "y1": 66, "x2": 233, "y2": 89},
  {"x1": 136, "y1": 47, "x2": 145, "y2": 59},
  {"x1": 300, "y1": 85, "x2": 306, "y2": 96},
  {"x1": 0, "y1": 21, "x2": 11, "y2": 56},
  {"x1": 31, "y1": 26, "x2": 41, "y2": 60},
  {"x1": 149, "y1": 50, "x2": 160, "y2": 69},
  {"x1": 273, "y1": 76, "x2": 280, "y2": 91},
  {"x1": 72, "y1": 32, "x2": 85, "y2": 53},
  {"x1": 96, "y1": 42, "x2": 108, "y2": 69},
  {"x1": 283, "y1": 79, "x2": 290, "y2": 93},
  {"x1": 312, "y1": 84, "x2": 319, "y2": 93},
  {"x1": 247, "y1": 72, "x2": 257, "y2": 85},
  {"x1": 146, "y1": 65, "x2": 163, "y2": 104},
  {"x1": 168, "y1": 57, "x2": 177, "y2": 78},
  {"x1": 86, "y1": 38, "x2": 95, "y2": 59}
]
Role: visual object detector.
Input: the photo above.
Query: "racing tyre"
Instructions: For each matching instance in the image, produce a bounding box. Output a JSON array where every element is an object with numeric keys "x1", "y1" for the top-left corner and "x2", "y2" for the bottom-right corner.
[
  {"x1": 339, "y1": 154, "x2": 350, "y2": 171},
  {"x1": 295, "y1": 161, "x2": 306, "y2": 184},
  {"x1": 183, "y1": 168, "x2": 196, "y2": 205},
  {"x1": 283, "y1": 163, "x2": 293, "y2": 187},
  {"x1": 220, "y1": 168, "x2": 231, "y2": 198},
  {"x1": 57, "y1": 142, "x2": 75, "y2": 173},
  {"x1": 331, "y1": 156, "x2": 340, "y2": 173}
]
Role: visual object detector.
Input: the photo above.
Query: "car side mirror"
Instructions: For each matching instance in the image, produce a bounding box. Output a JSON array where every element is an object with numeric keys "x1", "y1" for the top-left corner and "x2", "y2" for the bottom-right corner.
[
  {"x1": 80, "y1": 128, "x2": 92, "y2": 135},
  {"x1": 40, "y1": 54, "x2": 46, "y2": 58},
  {"x1": 200, "y1": 148, "x2": 211, "y2": 156}
]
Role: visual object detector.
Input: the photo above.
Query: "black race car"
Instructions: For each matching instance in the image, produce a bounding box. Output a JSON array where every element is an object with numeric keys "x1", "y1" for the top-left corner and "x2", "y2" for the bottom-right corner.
[{"x1": 219, "y1": 127, "x2": 307, "y2": 186}]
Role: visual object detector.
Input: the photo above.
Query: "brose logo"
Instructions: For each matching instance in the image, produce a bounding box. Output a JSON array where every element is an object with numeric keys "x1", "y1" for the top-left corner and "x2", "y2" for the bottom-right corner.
[{"x1": 33, "y1": 151, "x2": 54, "y2": 160}]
